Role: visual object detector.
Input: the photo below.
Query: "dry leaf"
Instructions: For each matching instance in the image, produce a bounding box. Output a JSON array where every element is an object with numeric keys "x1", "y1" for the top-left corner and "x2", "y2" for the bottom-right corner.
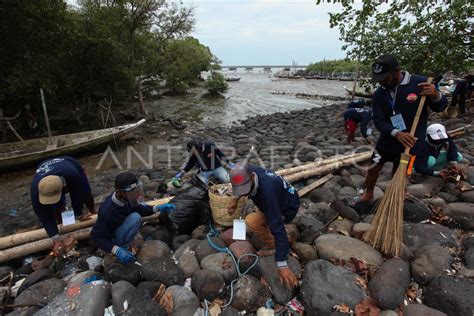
[
  {"x1": 354, "y1": 298, "x2": 381, "y2": 316},
  {"x1": 209, "y1": 303, "x2": 222, "y2": 316},
  {"x1": 333, "y1": 303, "x2": 351, "y2": 313},
  {"x1": 154, "y1": 283, "x2": 166, "y2": 301},
  {"x1": 406, "y1": 289, "x2": 417, "y2": 300},
  {"x1": 159, "y1": 289, "x2": 174, "y2": 314},
  {"x1": 355, "y1": 276, "x2": 368, "y2": 292}
]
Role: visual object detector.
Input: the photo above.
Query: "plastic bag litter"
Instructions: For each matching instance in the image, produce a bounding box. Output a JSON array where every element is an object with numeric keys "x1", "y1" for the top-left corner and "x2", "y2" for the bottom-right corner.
[{"x1": 168, "y1": 187, "x2": 211, "y2": 235}]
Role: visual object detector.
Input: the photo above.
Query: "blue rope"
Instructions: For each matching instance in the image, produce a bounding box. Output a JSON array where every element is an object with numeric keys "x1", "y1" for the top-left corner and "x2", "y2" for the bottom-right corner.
[{"x1": 206, "y1": 221, "x2": 259, "y2": 308}]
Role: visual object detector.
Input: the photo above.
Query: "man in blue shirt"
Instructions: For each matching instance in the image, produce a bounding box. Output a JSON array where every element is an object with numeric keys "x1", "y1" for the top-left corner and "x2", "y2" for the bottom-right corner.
[
  {"x1": 228, "y1": 164, "x2": 300, "y2": 288},
  {"x1": 31, "y1": 156, "x2": 95, "y2": 256},
  {"x1": 355, "y1": 55, "x2": 447, "y2": 204},
  {"x1": 91, "y1": 172, "x2": 175, "y2": 263},
  {"x1": 173, "y1": 139, "x2": 231, "y2": 186},
  {"x1": 342, "y1": 108, "x2": 373, "y2": 144},
  {"x1": 347, "y1": 98, "x2": 366, "y2": 109}
]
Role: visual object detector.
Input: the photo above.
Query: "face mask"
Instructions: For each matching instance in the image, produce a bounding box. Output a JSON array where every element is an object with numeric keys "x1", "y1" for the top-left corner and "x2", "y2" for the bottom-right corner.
[{"x1": 121, "y1": 182, "x2": 144, "y2": 208}]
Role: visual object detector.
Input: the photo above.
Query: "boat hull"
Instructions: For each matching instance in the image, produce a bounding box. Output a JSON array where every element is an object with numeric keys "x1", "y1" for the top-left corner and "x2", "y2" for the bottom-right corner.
[{"x1": 0, "y1": 119, "x2": 146, "y2": 171}]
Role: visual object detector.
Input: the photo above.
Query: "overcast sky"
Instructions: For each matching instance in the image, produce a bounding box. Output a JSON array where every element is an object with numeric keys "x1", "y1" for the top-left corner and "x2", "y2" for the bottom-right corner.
[{"x1": 183, "y1": 0, "x2": 346, "y2": 66}]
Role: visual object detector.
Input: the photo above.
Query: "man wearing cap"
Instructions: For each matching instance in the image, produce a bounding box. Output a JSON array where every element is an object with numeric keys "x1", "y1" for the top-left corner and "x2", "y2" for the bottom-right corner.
[
  {"x1": 347, "y1": 98, "x2": 367, "y2": 109},
  {"x1": 355, "y1": 55, "x2": 447, "y2": 204},
  {"x1": 31, "y1": 156, "x2": 95, "y2": 255},
  {"x1": 172, "y1": 139, "x2": 231, "y2": 186},
  {"x1": 91, "y1": 172, "x2": 176, "y2": 263},
  {"x1": 342, "y1": 107, "x2": 373, "y2": 144},
  {"x1": 415, "y1": 123, "x2": 462, "y2": 179},
  {"x1": 228, "y1": 164, "x2": 300, "y2": 288}
]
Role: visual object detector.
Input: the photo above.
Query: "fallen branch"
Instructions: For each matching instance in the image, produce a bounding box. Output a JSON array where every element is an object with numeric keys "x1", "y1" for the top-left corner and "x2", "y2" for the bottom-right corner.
[
  {"x1": 0, "y1": 197, "x2": 173, "y2": 250},
  {"x1": 297, "y1": 174, "x2": 333, "y2": 197}
]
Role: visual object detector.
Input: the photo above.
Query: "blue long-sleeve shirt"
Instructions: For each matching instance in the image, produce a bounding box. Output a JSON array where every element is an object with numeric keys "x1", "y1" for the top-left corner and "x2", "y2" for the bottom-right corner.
[
  {"x1": 31, "y1": 156, "x2": 90, "y2": 237},
  {"x1": 247, "y1": 166, "x2": 300, "y2": 263},
  {"x1": 372, "y1": 71, "x2": 447, "y2": 155},
  {"x1": 413, "y1": 137, "x2": 459, "y2": 176},
  {"x1": 91, "y1": 193, "x2": 153, "y2": 252},
  {"x1": 343, "y1": 108, "x2": 372, "y2": 138},
  {"x1": 181, "y1": 140, "x2": 228, "y2": 172}
]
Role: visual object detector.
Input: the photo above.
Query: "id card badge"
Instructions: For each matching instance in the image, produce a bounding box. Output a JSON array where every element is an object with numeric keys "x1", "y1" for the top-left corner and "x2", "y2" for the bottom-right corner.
[
  {"x1": 232, "y1": 219, "x2": 246, "y2": 240},
  {"x1": 367, "y1": 128, "x2": 373, "y2": 136},
  {"x1": 61, "y1": 210, "x2": 76, "y2": 226},
  {"x1": 390, "y1": 114, "x2": 407, "y2": 131}
]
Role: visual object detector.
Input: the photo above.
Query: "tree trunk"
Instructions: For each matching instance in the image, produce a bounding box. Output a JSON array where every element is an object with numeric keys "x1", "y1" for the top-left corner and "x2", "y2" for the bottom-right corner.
[{"x1": 138, "y1": 78, "x2": 145, "y2": 116}]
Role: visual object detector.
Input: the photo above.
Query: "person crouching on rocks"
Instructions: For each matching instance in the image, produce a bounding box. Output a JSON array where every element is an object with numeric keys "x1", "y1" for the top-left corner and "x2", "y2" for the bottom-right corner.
[
  {"x1": 414, "y1": 123, "x2": 463, "y2": 180},
  {"x1": 31, "y1": 156, "x2": 96, "y2": 257},
  {"x1": 228, "y1": 163, "x2": 300, "y2": 288},
  {"x1": 91, "y1": 172, "x2": 176, "y2": 263},
  {"x1": 172, "y1": 139, "x2": 232, "y2": 187},
  {"x1": 342, "y1": 107, "x2": 373, "y2": 144}
]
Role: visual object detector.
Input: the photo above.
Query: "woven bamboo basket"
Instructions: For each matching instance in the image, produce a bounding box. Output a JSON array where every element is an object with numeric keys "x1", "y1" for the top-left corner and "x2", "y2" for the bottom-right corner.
[{"x1": 208, "y1": 183, "x2": 248, "y2": 227}]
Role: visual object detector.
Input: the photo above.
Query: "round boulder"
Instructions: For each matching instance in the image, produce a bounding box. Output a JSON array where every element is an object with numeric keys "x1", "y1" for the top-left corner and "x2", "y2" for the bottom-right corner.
[
  {"x1": 231, "y1": 275, "x2": 272, "y2": 313},
  {"x1": 137, "y1": 240, "x2": 171, "y2": 264}
]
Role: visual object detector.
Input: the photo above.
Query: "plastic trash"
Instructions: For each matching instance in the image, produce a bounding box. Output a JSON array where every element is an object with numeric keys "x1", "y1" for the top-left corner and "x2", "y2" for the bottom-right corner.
[
  {"x1": 9, "y1": 208, "x2": 17, "y2": 217},
  {"x1": 86, "y1": 256, "x2": 103, "y2": 270}
]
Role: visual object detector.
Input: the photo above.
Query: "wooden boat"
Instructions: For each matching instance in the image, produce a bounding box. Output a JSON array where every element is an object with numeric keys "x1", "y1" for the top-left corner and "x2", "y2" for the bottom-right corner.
[
  {"x1": 343, "y1": 86, "x2": 373, "y2": 98},
  {"x1": 226, "y1": 77, "x2": 241, "y2": 82},
  {"x1": 0, "y1": 119, "x2": 146, "y2": 170}
]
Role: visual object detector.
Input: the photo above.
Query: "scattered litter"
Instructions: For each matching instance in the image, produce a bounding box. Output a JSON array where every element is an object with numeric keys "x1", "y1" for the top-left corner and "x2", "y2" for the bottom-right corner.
[
  {"x1": 104, "y1": 305, "x2": 115, "y2": 315},
  {"x1": 10, "y1": 278, "x2": 25, "y2": 298},
  {"x1": 287, "y1": 297, "x2": 304, "y2": 314},
  {"x1": 9, "y1": 208, "x2": 17, "y2": 217},
  {"x1": 439, "y1": 232, "x2": 447, "y2": 239},
  {"x1": 184, "y1": 277, "x2": 192, "y2": 289},
  {"x1": 86, "y1": 256, "x2": 103, "y2": 270},
  {"x1": 333, "y1": 303, "x2": 352, "y2": 313},
  {"x1": 123, "y1": 300, "x2": 128, "y2": 311}
]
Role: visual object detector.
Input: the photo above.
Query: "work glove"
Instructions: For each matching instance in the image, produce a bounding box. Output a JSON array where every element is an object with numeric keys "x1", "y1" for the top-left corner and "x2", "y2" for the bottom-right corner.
[
  {"x1": 112, "y1": 246, "x2": 136, "y2": 264},
  {"x1": 153, "y1": 203, "x2": 176, "y2": 214},
  {"x1": 175, "y1": 171, "x2": 184, "y2": 179},
  {"x1": 227, "y1": 162, "x2": 236, "y2": 169},
  {"x1": 171, "y1": 177, "x2": 183, "y2": 188}
]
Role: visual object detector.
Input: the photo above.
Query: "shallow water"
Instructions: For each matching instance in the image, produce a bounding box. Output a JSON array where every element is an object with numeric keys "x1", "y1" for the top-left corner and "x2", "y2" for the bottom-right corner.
[{"x1": 146, "y1": 72, "x2": 349, "y2": 126}]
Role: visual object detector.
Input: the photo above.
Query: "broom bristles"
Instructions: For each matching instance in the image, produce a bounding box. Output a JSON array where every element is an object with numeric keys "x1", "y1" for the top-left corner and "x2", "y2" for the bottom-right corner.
[{"x1": 363, "y1": 159, "x2": 408, "y2": 257}]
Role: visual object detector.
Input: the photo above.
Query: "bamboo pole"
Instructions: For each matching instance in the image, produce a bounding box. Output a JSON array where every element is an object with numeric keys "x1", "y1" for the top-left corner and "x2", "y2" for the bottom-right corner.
[
  {"x1": 40, "y1": 88, "x2": 53, "y2": 145},
  {"x1": 276, "y1": 152, "x2": 369, "y2": 177},
  {"x1": 284, "y1": 151, "x2": 373, "y2": 183},
  {"x1": 0, "y1": 211, "x2": 165, "y2": 264},
  {"x1": 297, "y1": 174, "x2": 333, "y2": 197},
  {"x1": 0, "y1": 197, "x2": 173, "y2": 250}
]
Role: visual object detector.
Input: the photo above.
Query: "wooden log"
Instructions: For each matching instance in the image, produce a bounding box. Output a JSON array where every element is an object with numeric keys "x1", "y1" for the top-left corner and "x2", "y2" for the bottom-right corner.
[
  {"x1": 0, "y1": 211, "x2": 165, "y2": 264},
  {"x1": 0, "y1": 197, "x2": 173, "y2": 250},
  {"x1": 297, "y1": 174, "x2": 333, "y2": 197},
  {"x1": 284, "y1": 151, "x2": 373, "y2": 183},
  {"x1": 276, "y1": 151, "x2": 368, "y2": 176}
]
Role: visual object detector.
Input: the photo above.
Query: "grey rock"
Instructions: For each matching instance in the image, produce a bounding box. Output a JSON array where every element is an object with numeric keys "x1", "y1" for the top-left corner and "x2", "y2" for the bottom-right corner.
[
  {"x1": 407, "y1": 183, "x2": 433, "y2": 199},
  {"x1": 443, "y1": 202, "x2": 474, "y2": 230},
  {"x1": 459, "y1": 191, "x2": 474, "y2": 203},
  {"x1": 228, "y1": 241, "x2": 257, "y2": 272},
  {"x1": 292, "y1": 242, "x2": 318, "y2": 263},
  {"x1": 221, "y1": 306, "x2": 242, "y2": 316},
  {"x1": 191, "y1": 269, "x2": 225, "y2": 301},
  {"x1": 328, "y1": 219, "x2": 353, "y2": 236},
  {"x1": 301, "y1": 260, "x2": 367, "y2": 315},
  {"x1": 15, "y1": 278, "x2": 66, "y2": 307},
  {"x1": 194, "y1": 238, "x2": 226, "y2": 262},
  {"x1": 368, "y1": 258, "x2": 410, "y2": 310},
  {"x1": 464, "y1": 248, "x2": 474, "y2": 269},
  {"x1": 66, "y1": 270, "x2": 102, "y2": 290},
  {"x1": 403, "y1": 223, "x2": 458, "y2": 252},
  {"x1": 124, "y1": 281, "x2": 167, "y2": 315},
  {"x1": 174, "y1": 239, "x2": 200, "y2": 260},
  {"x1": 173, "y1": 235, "x2": 191, "y2": 251},
  {"x1": 337, "y1": 187, "x2": 357, "y2": 200},
  {"x1": 422, "y1": 197, "x2": 447, "y2": 207},
  {"x1": 438, "y1": 192, "x2": 458, "y2": 203},
  {"x1": 403, "y1": 198, "x2": 434, "y2": 222},
  {"x1": 411, "y1": 245, "x2": 453, "y2": 284},
  {"x1": 231, "y1": 275, "x2": 272, "y2": 313},
  {"x1": 162, "y1": 285, "x2": 199, "y2": 314},
  {"x1": 308, "y1": 188, "x2": 336, "y2": 204},
  {"x1": 423, "y1": 275, "x2": 474, "y2": 316},
  {"x1": 112, "y1": 281, "x2": 136, "y2": 314},
  {"x1": 330, "y1": 200, "x2": 361, "y2": 222},
  {"x1": 137, "y1": 240, "x2": 171, "y2": 264},
  {"x1": 403, "y1": 303, "x2": 447, "y2": 316},
  {"x1": 0, "y1": 266, "x2": 13, "y2": 280},
  {"x1": 380, "y1": 311, "x2": 398, "y2": 316},
  {"x1": 256, "y1": 256, "x2": 301, "y2": 304},
  {"x1": 315, "y1": 234, "x2": 383, "y2": 266},
  {"x1": 351, "y1": 223, "x2": 371, "y2": 239},
  {"x1": 373, "y1": 187, "x2": 384, "y2": 200},
  {"x1": 17, "y1": 268, "x2": 53, "y2": 295},
  {"x1": 142, "y1": 257, "x2": 185, "y2": 286},
  {"x1": 350, "y1": 175, "x2": 366, "y2": 188},
  {"x1": 104, "y1": 262, "x2": 141, "y2": 285},
  {"x1": 178, "y1": 248, "x2": 200, "y2": 278},
  {"x1": 200, "y1": 253, "x2": 237, "y2": 284}
]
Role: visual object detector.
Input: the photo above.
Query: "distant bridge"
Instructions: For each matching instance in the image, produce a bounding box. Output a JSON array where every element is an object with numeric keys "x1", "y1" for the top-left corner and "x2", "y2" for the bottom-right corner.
[{"x1": 222, "y1": 65, "x2": 308, "y2": 71}]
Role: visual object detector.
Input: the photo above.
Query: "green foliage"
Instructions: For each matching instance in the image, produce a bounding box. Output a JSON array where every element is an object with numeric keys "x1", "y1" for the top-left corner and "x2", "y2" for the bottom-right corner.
[
  {"x1": 161, "y1": 37, "x2": 214, "y2": 94},
  {"x1": 306, "y1": 59, "x2": 370, "y2": 75},
  {"x1": 205, "y1": 72, "x2": 228, "y2": 96},
  {"x1": 0, "y1": 0, "x2": 219, "y2": 111},
  {"x1": 316, "y1": 1, "x2": 473, "y2": 75}
]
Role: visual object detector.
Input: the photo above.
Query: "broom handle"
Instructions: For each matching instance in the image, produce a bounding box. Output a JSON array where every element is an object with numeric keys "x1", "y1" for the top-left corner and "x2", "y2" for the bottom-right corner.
[{"x1": 404, "y1": 77, "x2": 433, "y2": 155}]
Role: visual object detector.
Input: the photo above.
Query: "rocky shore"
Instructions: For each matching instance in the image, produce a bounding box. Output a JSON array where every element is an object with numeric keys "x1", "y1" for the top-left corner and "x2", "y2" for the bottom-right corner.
[{"x1": 0, "y1": 102, "x2": 473, "y2": 315}]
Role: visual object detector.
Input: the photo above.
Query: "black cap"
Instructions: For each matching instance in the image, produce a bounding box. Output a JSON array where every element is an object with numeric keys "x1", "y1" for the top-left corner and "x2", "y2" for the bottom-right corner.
[
  {"x1": 371, "y1": 55, "x2": 399, "y2": 82},
  {"x1": 115, "y1": 172, "x2": 138, "y2": 190},
  {"x1": 186, "y1": 139, "x2": 203, "y2": 152}
]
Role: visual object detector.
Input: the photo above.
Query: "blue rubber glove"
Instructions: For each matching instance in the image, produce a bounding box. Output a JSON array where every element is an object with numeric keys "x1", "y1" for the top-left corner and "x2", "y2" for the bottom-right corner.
[
  {"x1": 112, "y1": 246, "x2": 136, "y2": 264},
  {"x1": 154, "y1": 203, "x2": 176, "y2": 214},
  {"x1": 227, "y1": 162, "x2": 236, "y2": 169},
  {"x1": 175, "y1": 171, "x2": 184, "y2": 179}
]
